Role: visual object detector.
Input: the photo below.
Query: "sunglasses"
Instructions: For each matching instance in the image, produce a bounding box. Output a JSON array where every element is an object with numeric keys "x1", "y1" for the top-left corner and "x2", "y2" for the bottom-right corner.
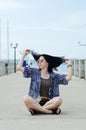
[{"x1": 37, "y1": 59, "x2": 45, "y2": 64}]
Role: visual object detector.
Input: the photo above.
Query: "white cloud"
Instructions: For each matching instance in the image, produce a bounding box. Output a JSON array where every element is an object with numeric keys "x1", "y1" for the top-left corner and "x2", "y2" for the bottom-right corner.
[
  {"x1": 10, "y1": 24, "x2": 81, "y2": 33},
  {"x1": 46, "y1": 11, "x2": 86, "y2": 32},
  {"x1": 60, "y1": 11, "x2": 86, "y2": 27},
  {"x1": 0, "y1": 1, "x2": 37, "y2": 10},
  {"x1": 11, "y1": 10, "x2": 86, "y2": 32}
]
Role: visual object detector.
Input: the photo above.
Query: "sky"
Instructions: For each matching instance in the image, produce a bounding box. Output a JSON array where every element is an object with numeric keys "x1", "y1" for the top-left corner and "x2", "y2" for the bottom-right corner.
[{"x1": 0, "y1": 0, "x2": 86, "y2": 60}]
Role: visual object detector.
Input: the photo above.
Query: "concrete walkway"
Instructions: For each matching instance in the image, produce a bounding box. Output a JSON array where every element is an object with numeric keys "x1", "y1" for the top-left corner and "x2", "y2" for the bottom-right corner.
[{"x1": 0, "y1": 72, "x2": 86, "y2": 130}]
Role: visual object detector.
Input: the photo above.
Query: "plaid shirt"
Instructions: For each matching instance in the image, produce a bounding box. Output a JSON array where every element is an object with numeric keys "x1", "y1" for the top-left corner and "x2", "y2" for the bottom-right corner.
[{"x1": 23, "y1": 67, "x2": 68, "y2": 99}]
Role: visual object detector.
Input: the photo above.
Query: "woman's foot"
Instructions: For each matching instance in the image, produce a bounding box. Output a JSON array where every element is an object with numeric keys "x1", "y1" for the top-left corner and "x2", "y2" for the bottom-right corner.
[
  {"x1": 55, "y1": 108, "x2": 61, "y2": 114},
  {"x1": 52, "y1": 108, "x2": 61, "y2": 114},
  {"x1": 30, "y1": 109, "x2": 35, "y2": 115},
  {"x1": 29, "y1": 109, "x2": 43, "y2": 115},
  {"x1": 30, "y1": 108, "x2": 61, "y2": 115}
]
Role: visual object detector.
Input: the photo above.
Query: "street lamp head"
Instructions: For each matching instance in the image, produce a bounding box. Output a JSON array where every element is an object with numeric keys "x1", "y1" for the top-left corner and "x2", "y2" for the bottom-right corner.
[
  {"x1": 10, "y1": 43, "x2": 13, "y2": 47},
  {"x1": 10, "y1": 43, "x2": 18, "y2": 48},
  {"x1": 77, "y1": 41, "x2": 86, "y2": 46},
  {"x1": 78, "y1": 41, "x2": 81, "y2": 45},
  {"x1": 15, "y1": 43, "x2": 18, "y2": 47}
]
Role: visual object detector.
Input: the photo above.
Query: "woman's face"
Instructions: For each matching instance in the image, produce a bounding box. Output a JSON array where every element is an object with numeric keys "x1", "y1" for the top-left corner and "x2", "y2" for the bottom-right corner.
[{"x1": 37, "y1": 56, "x2": 48, "y2": 69}]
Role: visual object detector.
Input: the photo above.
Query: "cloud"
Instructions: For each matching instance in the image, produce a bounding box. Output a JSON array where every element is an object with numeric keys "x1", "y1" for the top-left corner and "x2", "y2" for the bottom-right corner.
[
  {"x1": 0, "y1": 1, "x2": 37, "y2": 10},
  {"x1": 8, "y1": 9, "x2": 86, "y2": 33},
  {"x1": 10, "y1": 24, "x2": 77, "y2": 33},
  {"x1": 59, "y1": 11, "x2": 86, "y2": 27},
  {"x1": 47, "y1": 11, "x2": 86, "y2": 32}
]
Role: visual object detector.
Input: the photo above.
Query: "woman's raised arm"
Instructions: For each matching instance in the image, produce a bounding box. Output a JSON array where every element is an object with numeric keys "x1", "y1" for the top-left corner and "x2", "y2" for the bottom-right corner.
[
  {"x1": 17, "y1": 49, "x2": 30, "y2": 73},
  {"x1": 65, "y1": 59, "x2": 72, "y2": 81}
]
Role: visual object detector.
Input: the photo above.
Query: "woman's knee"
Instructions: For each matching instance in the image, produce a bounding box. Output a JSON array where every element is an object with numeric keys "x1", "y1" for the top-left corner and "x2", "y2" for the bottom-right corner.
[
  {"x1": 23, "y1": 95, "x2": 32, "y2": 105},
  {"x1": 54, "y1": 97, "x2": 63, "y2": 106},
  {"x1": 58, "y1": 97, "x2": 63, "y2": 104}
]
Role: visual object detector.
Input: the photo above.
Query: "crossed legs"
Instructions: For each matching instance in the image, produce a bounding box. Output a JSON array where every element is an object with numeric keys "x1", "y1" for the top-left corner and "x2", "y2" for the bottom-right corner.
[{"x1": 24, "y1": 95, "x2": 63, "y2": 114}]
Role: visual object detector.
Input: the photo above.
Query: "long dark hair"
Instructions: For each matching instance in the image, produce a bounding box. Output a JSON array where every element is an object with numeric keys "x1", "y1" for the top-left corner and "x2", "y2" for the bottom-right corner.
[
  {"x1": 42, "y1": 54, "x2": 65, "y2": 72},
  {"x1": 32, "y1": 52, "x2": 65, "y2": 72}
]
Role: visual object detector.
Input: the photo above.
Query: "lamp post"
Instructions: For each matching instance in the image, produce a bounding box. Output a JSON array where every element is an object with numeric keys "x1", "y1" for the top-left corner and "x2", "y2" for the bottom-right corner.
[
  {"x1": 78, "y1": 41, "x2": 86, "y2": 46},
  {"x1": 10, "y1": 43, "x2": 18, "y2": 73}
]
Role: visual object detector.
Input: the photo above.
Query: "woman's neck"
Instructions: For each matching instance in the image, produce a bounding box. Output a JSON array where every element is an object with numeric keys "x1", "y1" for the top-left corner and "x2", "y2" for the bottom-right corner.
[{"x1": 41, "y1": 70, "x2": 50, "y2": 79}]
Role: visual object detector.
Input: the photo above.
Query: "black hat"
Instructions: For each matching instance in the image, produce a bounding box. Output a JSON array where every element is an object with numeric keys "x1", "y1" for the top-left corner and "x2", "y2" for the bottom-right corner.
[{"x1": 32, "y1": 51, "x2": 65, "y2": 72}]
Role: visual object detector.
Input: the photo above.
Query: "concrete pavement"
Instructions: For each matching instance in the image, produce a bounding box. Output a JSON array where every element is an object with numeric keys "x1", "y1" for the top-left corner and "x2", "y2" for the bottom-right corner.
[{"x1": 0, "y1": 72, "x2": 86, "y2": 130}]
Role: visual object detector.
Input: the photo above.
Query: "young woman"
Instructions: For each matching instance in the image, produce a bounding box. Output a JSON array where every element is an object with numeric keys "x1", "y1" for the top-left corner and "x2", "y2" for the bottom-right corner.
[{"x1": 17, "y1": 49, "x2": 72, "y2": 115}]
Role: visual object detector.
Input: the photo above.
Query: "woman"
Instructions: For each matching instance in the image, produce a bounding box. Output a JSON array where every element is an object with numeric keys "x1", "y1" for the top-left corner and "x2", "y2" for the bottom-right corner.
[{"x1": 17, "y1": 49, "x2": 72, "y2": 115}]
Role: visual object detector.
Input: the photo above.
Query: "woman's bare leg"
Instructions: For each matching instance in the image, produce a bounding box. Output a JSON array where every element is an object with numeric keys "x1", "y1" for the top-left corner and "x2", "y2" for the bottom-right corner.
[
  {"x1": 24, "y1": 95, "x2": 52, "y2": 114},
  {"x1": 43, "y1": 97, "x2": 63, "y2": 110}
]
